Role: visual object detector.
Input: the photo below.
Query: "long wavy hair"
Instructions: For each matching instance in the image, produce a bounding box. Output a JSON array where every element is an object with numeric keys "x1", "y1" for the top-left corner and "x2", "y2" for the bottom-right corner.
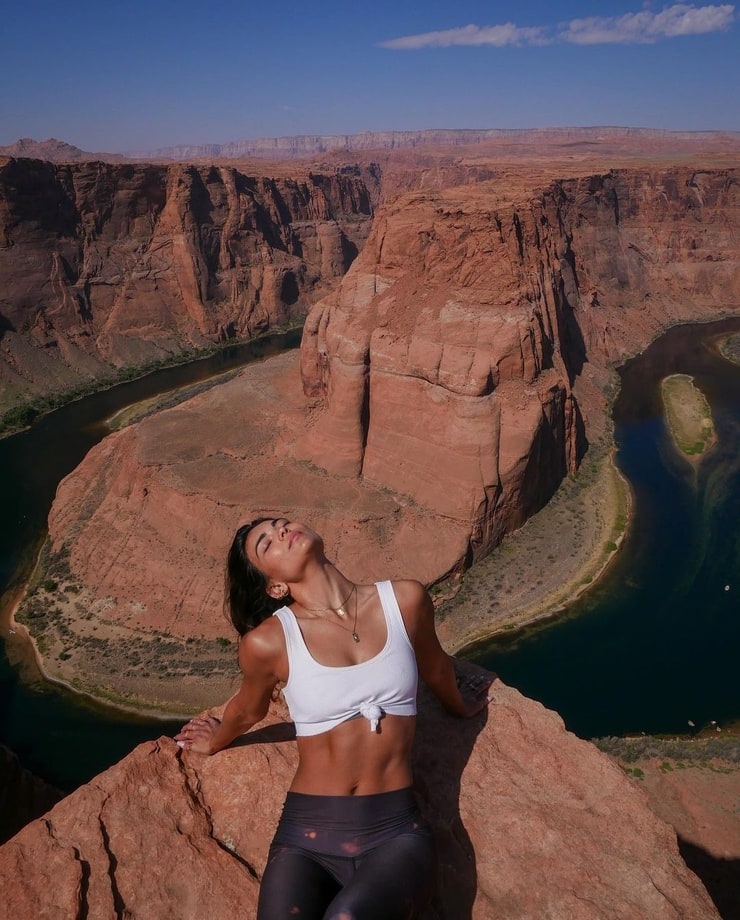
[{"x1": 225, "y1": 518, "x2": 293, "y2": 636}]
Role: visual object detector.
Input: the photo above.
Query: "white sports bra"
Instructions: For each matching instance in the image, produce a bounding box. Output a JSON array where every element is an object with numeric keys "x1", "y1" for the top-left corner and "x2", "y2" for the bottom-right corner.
[{"x1": 272, "y1": 581, "x2": 418, "y2": 736}]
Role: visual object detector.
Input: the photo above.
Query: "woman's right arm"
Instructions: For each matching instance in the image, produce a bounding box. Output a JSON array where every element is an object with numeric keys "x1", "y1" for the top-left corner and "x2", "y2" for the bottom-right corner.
[{"x1": 175, "y1": 622, "x2": 283, "y2": 755}]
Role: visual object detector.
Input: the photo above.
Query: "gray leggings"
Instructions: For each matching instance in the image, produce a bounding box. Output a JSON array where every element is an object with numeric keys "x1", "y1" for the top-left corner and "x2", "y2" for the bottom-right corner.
[{"x1": 257, "y1": 788, "x2": 435, "y2": 920}]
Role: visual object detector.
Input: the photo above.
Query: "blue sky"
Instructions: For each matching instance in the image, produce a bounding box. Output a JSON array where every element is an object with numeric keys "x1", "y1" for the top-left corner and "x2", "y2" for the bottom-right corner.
[{"x1": 1, "y1": 1, "x2": 737, "y2": 153}]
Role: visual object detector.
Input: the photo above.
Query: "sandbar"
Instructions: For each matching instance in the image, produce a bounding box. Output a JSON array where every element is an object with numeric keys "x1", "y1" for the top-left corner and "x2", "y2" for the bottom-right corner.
[
  {"x1": 437, "y1": 441, "x2": 629, "y2": 655},
  {"x1": 660, "y1": 373, "x2": 715, "y2": 463}
]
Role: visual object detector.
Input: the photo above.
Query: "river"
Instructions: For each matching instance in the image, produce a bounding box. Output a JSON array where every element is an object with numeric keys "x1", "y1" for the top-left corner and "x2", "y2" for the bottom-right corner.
[
  {"x1": 0, "y1": 330, "x2": 301, "y2": 790},
  {"x1": 470, "y1": 317, "x2": 740, "y2": 739},
  {"x1": 1, "y1": 319, "x2": 739, "y2": 792}
]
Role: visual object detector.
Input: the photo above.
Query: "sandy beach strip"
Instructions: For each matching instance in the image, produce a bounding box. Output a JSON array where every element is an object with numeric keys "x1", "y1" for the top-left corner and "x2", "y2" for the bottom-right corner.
[{"x1": 437, "y1": 442, "x2": 630, "y2": 656}]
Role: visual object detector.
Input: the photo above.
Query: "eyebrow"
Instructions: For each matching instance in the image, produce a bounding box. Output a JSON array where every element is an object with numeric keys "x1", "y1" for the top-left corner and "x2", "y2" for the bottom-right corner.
[{"x1": 254, "y1": 518, "x2": 284, "y2": 556}]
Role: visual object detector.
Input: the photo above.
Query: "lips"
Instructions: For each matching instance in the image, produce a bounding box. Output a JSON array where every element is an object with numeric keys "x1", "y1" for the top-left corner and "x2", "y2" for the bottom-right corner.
[{"x1": 288, "y1": 530, "x2": 301, "y2": 548}]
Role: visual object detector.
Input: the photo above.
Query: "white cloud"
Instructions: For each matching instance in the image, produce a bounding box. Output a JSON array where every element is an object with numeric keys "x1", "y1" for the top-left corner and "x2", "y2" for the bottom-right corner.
[
  {"x1": 378, "y1": 23, "x2": 549, "y2": 50},
  {"x1": 379, "y1": 4, "x2": 734, "y2": 50},
  {"x1": 560, "y1": 4, "x2": 735, "y2": 44}
]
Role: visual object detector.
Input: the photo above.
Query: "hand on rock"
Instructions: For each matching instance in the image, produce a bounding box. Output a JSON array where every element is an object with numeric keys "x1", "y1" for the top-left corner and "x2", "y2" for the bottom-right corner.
[
  {"x1": 456, "y1": 671, "x2": 496, "y2": 718},
  {"x1": 174, "y1": 715, "x2": 222, "y2": 755}
]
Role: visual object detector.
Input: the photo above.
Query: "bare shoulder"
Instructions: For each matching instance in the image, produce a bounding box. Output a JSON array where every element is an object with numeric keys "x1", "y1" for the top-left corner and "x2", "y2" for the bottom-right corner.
[
  {"x1": 389, "y1": 579, "x2": 433, "y2": 636},
  {"x1": 390, "y1": 578, "x2": 429, "y2": 610},
  {"x1": 237, "y1": 616, "x2": 286, "y2": 672}
]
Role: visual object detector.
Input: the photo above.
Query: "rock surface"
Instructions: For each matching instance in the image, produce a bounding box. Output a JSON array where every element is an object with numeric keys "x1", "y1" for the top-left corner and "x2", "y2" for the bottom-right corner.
[
  {"x1": 0, "y1": 678, "x2": 720, "y2": 919},
  {"x1": 300, "y1": 167, "x2": 740, "y2": 559},
  {"x1": 0, "y1": 158, "x2": 373, "y2": 414},
  {"x1": 41, "y1": 352, "x2": 470, "y2": 703},
  {"x1": 629, "y1": 757, "x2": 740, "y2": 920}
]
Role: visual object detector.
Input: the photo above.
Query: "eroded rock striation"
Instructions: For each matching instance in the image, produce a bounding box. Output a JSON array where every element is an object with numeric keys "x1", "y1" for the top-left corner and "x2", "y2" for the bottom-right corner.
[
  {"x1": 0, "y1": 157, "x2": 373, "y2": 413},
  {"x1": 0, "y1": 679, "x2": 720, "y2": 919},
  {"x1": 300, "y1": 167, "x2": 739, "y2": 559}
]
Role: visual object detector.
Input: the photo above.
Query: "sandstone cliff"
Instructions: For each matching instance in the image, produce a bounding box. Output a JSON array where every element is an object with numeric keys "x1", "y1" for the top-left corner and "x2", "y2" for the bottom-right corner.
[
  {"x1": 299, "y1": 167, "x2": 739, "y2": 560},
  {"x1": 0, "y1": 158, "x2": 373, "y2": 415},
  {"x1": 31, "y1": 166, "x2": 738, "y2": 708},
  {"x1": 0, "y1": 678, "x2": 720, "y2": 919}
]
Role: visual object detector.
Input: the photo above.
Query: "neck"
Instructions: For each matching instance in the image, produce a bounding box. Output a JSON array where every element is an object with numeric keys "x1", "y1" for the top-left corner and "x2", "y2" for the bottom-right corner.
[{"x1": 288, "y1": 560, "x2": 355, "y2": 613}]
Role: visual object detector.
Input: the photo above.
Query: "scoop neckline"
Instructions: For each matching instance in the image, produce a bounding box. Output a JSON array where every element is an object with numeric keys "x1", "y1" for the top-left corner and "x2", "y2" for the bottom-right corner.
[{"x1": 283, "y1": 583, "x2": 391, "y2": 670}]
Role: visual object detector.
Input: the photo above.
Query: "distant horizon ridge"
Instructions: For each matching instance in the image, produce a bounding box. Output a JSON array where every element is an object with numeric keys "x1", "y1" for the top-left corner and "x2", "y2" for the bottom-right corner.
[
  {"x1": 128, "y1": 125, "x2": 740, "y2": 158},
  {"x1": 2, "y1": 126, "x2": 739, "y2": 164}
]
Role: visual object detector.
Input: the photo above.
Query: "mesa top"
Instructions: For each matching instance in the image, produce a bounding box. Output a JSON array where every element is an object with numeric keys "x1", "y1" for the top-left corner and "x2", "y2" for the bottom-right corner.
[{"x1": 272, "y1": 580, "x2": 418, "y2": 736}]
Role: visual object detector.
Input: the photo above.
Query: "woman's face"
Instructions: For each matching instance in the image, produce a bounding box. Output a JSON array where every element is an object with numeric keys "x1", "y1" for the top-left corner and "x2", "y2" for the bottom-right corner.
[{"x1": 244, "y1": 517, "x2": 323, "y2": 586}]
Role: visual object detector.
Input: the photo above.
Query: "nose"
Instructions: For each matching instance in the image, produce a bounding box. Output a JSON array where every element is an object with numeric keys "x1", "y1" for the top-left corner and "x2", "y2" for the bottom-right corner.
[{"x1": 276, "y1": 519, "x2": 289, "y2": 539}]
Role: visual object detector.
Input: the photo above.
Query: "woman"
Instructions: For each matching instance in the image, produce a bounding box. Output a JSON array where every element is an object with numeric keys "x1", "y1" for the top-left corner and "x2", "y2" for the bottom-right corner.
[{"x1": 175, "y1": 517, "x2": 492, "y2": 919}]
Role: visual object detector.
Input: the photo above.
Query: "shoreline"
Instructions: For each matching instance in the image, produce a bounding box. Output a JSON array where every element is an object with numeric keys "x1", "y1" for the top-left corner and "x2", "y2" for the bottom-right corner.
[
  {"x1": 437, "y1": 442, "x2": 631, "y2": 657},
  {"x1": 4, "y1": 578, "x2": 197, "y2": 723},
  {"x1": 0, "y1": 322, "x2": 304, "y2": 439}
]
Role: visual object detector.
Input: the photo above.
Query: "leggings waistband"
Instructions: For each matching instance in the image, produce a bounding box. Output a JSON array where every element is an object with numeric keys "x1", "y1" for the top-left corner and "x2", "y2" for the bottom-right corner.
[
  {"x1": 281, "y1": 787, "x2": 417, "y2": 827},
  {"x1": 273, "y1": 787, "x2": 428, "y2": 857}
]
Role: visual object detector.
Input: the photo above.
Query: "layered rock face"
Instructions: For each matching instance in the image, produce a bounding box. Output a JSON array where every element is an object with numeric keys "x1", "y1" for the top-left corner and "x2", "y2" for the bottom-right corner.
[
  {"x1": 0, "y1": 679, "x2": 720, "y2": 919},
  {"x1": 300, "y1": 167, "x2": 739, "y2": 559},
  {"x1": 0, "y1": 157, "x2": 373, "y2": 411}
]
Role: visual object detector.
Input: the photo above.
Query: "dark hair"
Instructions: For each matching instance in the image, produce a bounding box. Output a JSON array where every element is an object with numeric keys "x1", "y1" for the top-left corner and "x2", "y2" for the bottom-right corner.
[{"x1": 225, "y1": 518, "x2": 293, "y2": 636}]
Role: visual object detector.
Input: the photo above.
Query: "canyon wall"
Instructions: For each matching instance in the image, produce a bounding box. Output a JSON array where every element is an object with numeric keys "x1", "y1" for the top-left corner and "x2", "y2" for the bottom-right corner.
[
  {"x1": 0, "y1": 679, "x2": 721, "y2": 918},
  {"x1": 299, "y1": 167, "x2": 739, "y2": 560},
  {"x1": 0, "y1": 157, "x2": 373, "y2": 414}
]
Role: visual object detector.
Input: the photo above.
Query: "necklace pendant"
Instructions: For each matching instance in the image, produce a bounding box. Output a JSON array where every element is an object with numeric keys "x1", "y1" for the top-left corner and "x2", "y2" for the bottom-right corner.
[
  {"x1": 336, "y1": 608, "x2": 346, "y2": 618},
  {"x1": 352, "y1": 632, "x2": 360, "y2": 643}
]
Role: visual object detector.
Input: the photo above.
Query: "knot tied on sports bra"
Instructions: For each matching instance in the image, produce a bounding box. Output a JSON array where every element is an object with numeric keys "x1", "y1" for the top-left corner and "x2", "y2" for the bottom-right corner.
[
  {"x1": 272, "y1": 581, "x2": 418, "y2": 737},
  {"x1": 360, "y1": 702, "x2": 383, "y2": 732}
]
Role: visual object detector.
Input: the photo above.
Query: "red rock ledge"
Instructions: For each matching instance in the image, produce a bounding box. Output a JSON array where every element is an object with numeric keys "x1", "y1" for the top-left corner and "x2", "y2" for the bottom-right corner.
[{"x1": 0, "y1": 678, "x2": 719, "y2": 919}]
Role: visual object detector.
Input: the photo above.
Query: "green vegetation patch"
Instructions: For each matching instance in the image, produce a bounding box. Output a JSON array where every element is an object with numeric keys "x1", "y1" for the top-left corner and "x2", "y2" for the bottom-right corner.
[
  {"x1": 718, "y1": 333, "x2": 740, "y2": 366},
  {"x1": 660, "y1": 374, "x2": 715, "y2": 459},
  {"x1": 595, "y1": 734, "x2": 740, "y2": 766}
]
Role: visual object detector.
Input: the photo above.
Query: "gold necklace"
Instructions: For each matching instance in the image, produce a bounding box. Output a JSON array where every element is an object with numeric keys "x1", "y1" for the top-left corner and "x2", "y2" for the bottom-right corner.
[
  {"x1": 303, "y1": 584, "x2": 360, "y2": 643},
  {"x1": 350, "y1": 586, "x2": 360, "y2": 643},
  {"x1": 302, "y1": 583, "x2": 356, "y2": 619}
]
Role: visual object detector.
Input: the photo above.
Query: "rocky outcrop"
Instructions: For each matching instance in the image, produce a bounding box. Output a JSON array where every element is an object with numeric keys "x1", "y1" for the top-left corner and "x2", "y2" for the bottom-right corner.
[
  {"x1": 300, "y1": 167, "x2": 739, "y2": 559},
  {"x1": 0, "y1": 158, "x2": 373, "y2": 414},
  {"x1": 42, "y1": 351, "x2": 472, "y2": 677},
  {"x1": 0, "y1": 678, "x2": 719, "y2": 919},
  {"x1": 0, "y1": 137, "x2": 130, "y2": 164}
]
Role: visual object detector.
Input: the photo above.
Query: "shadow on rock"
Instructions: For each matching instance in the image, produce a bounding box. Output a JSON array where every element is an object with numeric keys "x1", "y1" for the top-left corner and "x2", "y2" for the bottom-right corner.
[
  {"x1": 413, "y1": 664, "x2": 491, "y2": 919},
  {"x1": 678, "y1": 838, "x2": 740, "y2": 920}
]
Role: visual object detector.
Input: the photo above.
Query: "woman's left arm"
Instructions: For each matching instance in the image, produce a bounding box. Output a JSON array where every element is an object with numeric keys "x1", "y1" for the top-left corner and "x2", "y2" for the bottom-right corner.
[{"x1": 396, "y1": 580, "x2": 493, "y2": 718}]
